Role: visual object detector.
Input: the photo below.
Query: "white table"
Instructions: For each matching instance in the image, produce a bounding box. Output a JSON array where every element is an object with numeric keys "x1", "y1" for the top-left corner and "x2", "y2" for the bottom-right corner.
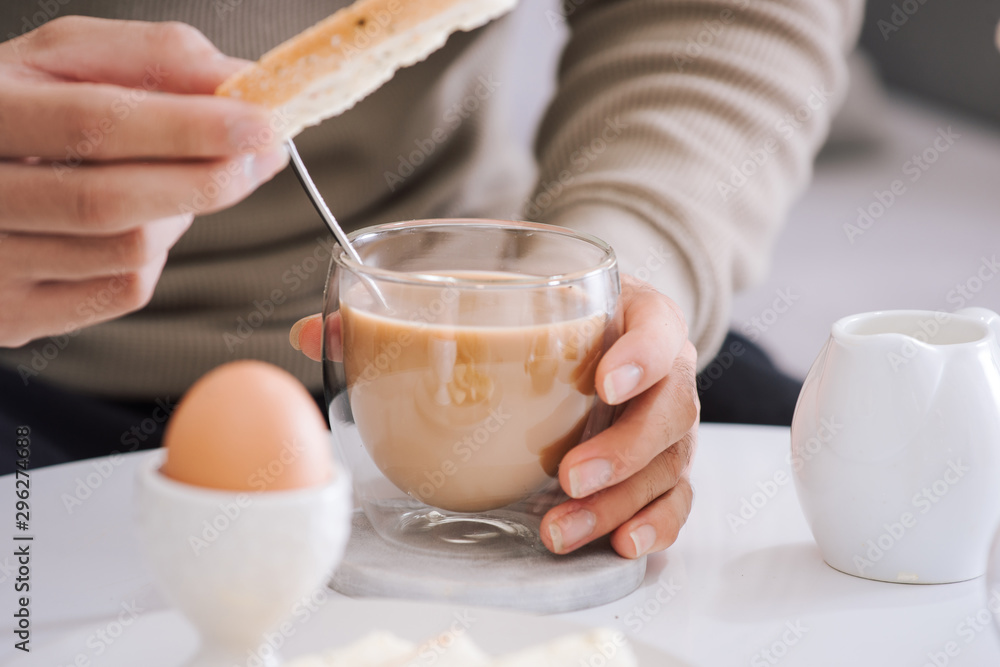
[{"x1": 2, "y1": 423, "x2": 999, "y2": 665}]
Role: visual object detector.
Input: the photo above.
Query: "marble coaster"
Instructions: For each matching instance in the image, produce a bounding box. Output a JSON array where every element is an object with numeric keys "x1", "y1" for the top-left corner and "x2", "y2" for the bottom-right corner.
[{"x1": 330, "y1": 512, "x2": 646, "y2": 614}]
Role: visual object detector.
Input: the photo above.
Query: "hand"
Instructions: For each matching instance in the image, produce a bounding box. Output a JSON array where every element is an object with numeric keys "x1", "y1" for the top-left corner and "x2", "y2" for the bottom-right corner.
[
  {"x1": 540, "y1": 276, "x2": 697, "y2": 558},
  {"x1": 290, "y1": 275, "x2": 698, "y2": 559},
  {"x1": 0, "y1": 17, "x2": 288, "y2": 347}
]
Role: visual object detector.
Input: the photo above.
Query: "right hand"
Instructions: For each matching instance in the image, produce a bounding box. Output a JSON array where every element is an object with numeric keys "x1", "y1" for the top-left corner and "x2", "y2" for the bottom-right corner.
[{"x1": 0, "y1": 16, "x2": 289, "y2": 347}]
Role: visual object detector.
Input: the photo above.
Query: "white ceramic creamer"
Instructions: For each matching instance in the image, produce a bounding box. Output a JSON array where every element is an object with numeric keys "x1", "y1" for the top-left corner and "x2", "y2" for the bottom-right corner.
[{"x1": 791, "y1": 308, "x2": 1000, "y2": 584}]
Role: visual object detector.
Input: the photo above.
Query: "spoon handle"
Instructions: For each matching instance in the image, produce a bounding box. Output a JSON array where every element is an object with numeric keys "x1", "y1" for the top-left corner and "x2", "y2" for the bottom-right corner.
[
  {"x1": 286, "y1": 139, "x2": 363, "y2": 264},
  {"x1": 285, "y1": 139, "x2": 388, "y2": 309}
]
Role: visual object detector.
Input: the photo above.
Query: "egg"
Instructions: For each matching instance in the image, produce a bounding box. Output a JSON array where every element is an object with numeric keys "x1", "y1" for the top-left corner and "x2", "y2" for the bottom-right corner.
[{"x1": 161, "y1": 360, "x2": 334, "y2": 491}]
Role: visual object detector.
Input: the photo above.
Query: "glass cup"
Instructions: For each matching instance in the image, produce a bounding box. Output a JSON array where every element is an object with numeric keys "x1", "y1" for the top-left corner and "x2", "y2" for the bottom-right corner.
[{"x1": 323, "y1": 219, "x2": 622, "y2": 557}]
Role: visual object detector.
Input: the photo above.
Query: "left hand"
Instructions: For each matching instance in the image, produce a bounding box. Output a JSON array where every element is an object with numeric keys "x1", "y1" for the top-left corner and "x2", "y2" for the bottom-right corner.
[{"x1": 290, "y1": 274, "x2": 698, "y2": 559}]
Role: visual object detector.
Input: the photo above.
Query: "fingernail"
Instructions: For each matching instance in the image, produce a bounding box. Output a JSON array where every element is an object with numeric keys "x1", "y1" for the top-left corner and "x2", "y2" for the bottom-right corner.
[
  {"x1": 630, "y1": 524, "x2": 657, "y2": 557},
  {"x1": 568, "y1": 459, "x2": 613, "y2": 498},
  {"x1": 227, "y1": 113, "x2": 277, "y2": 151},
  {"x1": 245, "y1": 148, "x2": 290, "y2": 183},
  {"x1": 549, "y1": 509, "x2": 596, "y2": 553},
  {"x1": 289, "y1": 316, "x2": 310, "y2": 351},
  {"x1": 604, "y1": 363, "x2": 643, "y2": 404}
]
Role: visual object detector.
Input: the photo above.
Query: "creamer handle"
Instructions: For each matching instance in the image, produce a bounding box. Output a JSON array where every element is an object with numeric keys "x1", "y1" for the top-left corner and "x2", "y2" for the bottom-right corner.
[{"x1": 956, "y1": 307, "x2": 1000, "y2": 342}]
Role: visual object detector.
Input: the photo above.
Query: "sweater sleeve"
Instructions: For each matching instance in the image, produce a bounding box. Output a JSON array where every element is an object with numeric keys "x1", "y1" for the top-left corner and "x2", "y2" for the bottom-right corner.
[{"x1": 527, "y1": 0, "x2": 864, "y2": 368}]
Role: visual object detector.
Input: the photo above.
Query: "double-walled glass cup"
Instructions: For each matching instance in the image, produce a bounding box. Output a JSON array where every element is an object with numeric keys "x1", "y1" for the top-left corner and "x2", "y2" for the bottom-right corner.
[{"x1": 323, "y1": 220, "x2": 621, "y2": 556}]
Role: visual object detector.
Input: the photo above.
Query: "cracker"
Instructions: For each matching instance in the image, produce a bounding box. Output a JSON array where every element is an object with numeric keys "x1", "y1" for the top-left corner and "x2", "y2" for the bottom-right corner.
[{"x1": 216, "y1": 0, "x2": 518, "y2": 139}]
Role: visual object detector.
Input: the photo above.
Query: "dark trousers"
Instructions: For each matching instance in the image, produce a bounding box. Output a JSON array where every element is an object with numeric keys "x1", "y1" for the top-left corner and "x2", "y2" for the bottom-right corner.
[
  {"x1": 696, "y1": 332, "x2": 803, "y2": 426},
  {"x1": 0, "y1": 333, "x2": 801, "y2": 475}
]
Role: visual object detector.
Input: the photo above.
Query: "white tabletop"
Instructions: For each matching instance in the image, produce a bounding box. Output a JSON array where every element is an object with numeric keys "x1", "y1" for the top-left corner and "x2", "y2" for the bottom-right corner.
[{"x1": 3, "y1": 423, "x2": 999, "y2": 665}]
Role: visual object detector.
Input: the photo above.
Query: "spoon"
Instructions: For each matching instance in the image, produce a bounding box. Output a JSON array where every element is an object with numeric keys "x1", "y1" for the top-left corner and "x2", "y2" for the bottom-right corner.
[{"x1": 285, "y1": 139, "x2": 388, "y2": 309}]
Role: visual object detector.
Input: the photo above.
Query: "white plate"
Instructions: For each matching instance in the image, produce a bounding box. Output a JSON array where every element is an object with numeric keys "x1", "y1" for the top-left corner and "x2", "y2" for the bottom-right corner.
[{"x1": 11, "y1": 597, "x2": 690, "y2": 666}]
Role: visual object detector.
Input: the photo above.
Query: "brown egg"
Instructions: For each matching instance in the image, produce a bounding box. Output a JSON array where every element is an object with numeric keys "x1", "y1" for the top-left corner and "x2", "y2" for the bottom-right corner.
[{"x1": 161, "y1": 361, "x2": 333, "y2": 491}]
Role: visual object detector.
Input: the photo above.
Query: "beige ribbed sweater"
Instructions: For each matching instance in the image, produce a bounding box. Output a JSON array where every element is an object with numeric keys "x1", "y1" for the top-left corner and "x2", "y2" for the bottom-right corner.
[{"x1": 0, "y1": 0, "x2": 862, "y2": 398}]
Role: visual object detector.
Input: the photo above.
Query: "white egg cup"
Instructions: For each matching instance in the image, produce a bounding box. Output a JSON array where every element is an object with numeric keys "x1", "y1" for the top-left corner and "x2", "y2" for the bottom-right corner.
[{"x1": 134, "y1": 452, "x2": 352, "y2": 667}]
